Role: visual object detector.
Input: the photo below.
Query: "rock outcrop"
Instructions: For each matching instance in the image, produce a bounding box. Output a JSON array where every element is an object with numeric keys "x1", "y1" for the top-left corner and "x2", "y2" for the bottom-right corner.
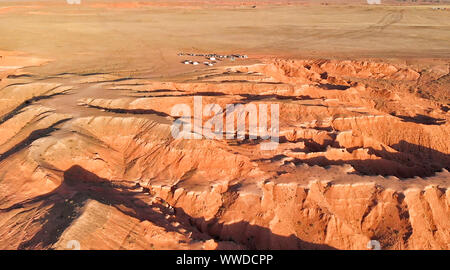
[{"x1": 0, "y1": 51, "x2": 448, "y2": 250}]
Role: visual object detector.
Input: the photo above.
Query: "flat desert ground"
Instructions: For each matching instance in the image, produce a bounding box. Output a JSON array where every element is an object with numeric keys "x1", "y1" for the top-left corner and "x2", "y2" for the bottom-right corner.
[{"x1": 0, "y1": 1, "x2": 449, "y2": 250}]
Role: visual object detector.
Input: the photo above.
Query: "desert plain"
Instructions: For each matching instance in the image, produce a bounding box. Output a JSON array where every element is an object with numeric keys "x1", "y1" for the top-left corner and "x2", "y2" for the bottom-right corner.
[{"x1": 0, "y1": 0, "x2": 449, "y2": 250}]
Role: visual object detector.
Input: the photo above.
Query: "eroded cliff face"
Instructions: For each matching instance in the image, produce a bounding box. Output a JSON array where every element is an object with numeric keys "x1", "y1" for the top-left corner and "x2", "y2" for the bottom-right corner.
[{"x1": 0, "y1": 52, "x2": 448, "y2": 250}]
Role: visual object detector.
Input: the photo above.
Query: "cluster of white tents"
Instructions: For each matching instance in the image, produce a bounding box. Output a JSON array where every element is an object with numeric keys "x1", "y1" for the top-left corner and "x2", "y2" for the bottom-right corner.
[
  {"x1": 178, "y1": 52, "x2": 248, "y2": 66},
  {"x1": 181, "y1": 60, "x2": 213, "y2": 66}
]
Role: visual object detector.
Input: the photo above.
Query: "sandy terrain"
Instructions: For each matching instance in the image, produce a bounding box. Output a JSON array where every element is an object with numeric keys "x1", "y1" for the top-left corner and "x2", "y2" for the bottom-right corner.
[{"x1": 0, "y1": 1, "x2": 449, "y2": 250}]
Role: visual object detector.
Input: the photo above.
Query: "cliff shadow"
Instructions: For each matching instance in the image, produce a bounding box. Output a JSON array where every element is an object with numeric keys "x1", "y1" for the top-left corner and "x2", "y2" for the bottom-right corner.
[
  {"x1": 3, "y1": 165, "x2": 337, "y2": 250},
  {"x1": 287, "y1": 141, "x2": 449, "y2": 179}
]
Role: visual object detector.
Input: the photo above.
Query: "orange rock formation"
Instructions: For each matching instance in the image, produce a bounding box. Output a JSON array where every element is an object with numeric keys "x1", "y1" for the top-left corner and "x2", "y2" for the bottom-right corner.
[{"x1": 0, "y1": 51, "x2": 448, "y2": 250}]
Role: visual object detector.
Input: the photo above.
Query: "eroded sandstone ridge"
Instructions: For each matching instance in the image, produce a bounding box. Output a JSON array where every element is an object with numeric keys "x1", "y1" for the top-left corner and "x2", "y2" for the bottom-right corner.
[{"x1": 0, "y1": 52, "x2": 448, "y2": 250}]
